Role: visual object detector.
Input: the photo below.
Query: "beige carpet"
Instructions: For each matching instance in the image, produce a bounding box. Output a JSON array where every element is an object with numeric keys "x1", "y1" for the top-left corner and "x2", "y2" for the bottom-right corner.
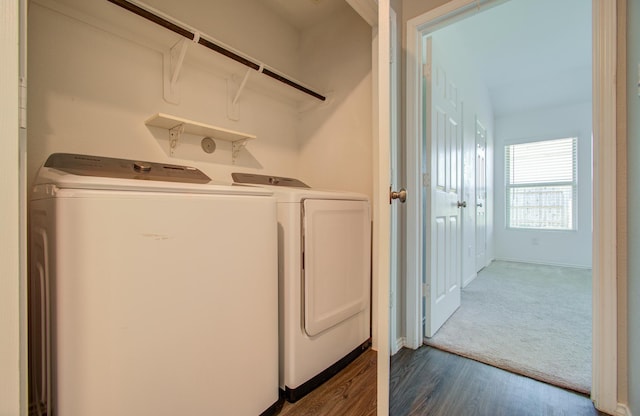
[{"x1": 424, "y1": 260, "x2": 592, "y2": 394}]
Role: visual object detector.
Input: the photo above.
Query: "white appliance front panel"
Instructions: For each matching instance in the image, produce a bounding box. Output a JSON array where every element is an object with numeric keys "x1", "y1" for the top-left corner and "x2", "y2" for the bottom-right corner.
[
  {"x1": 302, "y1": 199, "x2": 371, "y2": 337},
  {"x1": 31, "y1": 189, "x2": 278, "y2": 416}
]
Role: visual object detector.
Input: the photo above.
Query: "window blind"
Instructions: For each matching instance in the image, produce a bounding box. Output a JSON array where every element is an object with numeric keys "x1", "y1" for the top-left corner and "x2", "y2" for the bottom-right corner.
[{"x1": 505, "y1": 137, "x2": 577, "y2": 230}]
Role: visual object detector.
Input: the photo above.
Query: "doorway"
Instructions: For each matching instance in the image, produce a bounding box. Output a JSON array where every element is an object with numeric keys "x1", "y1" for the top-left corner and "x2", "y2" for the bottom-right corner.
[
  {"x1": 422, "y1": 0, "x2": 592, "y2": 394},
  {"x1": 402, "y1": 0, "x2": 619, "y2": 413},
  {"x1": 416, "y1": 0, "x2": 594, "y2": 392},
  {"x1": 419, "y1": 0, "x2": 594, "y2": 337}
]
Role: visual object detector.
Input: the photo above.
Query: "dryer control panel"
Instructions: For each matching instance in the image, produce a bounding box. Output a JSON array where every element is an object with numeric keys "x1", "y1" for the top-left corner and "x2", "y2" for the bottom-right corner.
[{"x1": 232, "y1": 172, "x2": 309, "y2": 188}]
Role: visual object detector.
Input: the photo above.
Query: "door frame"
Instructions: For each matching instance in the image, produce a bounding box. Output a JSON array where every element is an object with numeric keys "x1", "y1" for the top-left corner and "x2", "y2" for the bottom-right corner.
[
  {"x1": 474, "y1": 117, "x2": 487, "y2": 275},
  {"x1": 0, "y1": 0, "x2": 22, "y2": 412},
  {"x1": 405, "y1": 0, "x2": 620, "y2": 413},
  {"x1": 1, "y1": 0, "x2": 28, "y2": 414}
]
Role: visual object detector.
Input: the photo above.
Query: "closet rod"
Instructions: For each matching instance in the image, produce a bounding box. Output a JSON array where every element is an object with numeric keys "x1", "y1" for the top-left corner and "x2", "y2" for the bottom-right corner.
[{"x1": 106, "y1": 0, "x2": 326, "y2": 101}]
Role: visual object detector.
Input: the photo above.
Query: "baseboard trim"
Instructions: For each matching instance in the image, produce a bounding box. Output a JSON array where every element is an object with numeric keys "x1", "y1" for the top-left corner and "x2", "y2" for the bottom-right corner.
[
  {"x1": 493, "y1": 257, "x2": 592, "y2": 270},
  {"x1": 284, "y1": 339, "x2": 371, "y2": 403},
  {"x1": 392, "y1": 337, "x2": 406, "y2": 355},
  {"x1": 462, "y1": 272, "x2": 477, "y2": 288},
  {"x1": 615, "y1": 403, "x2": 632, "y2": 416}
]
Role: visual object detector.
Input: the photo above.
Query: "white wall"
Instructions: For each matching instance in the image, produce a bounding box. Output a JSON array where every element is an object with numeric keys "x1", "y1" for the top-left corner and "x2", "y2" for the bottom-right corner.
[
  {"x1": 27, "y1": 0, "x2": 372, "y2": 200},
  {"x1": 28, "y1": 0, "x2": 300, "y2": 189},
  {"x1": 494, "y1": 101, "x2": 592, "y2": 268},
  {"x1": 627, "y1": 0, "x2": 640, "y2": 413},
  {"x1": 297, "y1": 8, "x2": 373, "y2": 197},
  {"x1": 134, "y1": 0, "x2": 303, "y2": 79}
]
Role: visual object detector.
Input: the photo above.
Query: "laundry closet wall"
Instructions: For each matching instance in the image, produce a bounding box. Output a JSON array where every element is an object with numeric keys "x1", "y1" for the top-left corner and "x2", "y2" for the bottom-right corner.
[{"x1": 27, "y1": 0, "x2": 373, "y2": 200}]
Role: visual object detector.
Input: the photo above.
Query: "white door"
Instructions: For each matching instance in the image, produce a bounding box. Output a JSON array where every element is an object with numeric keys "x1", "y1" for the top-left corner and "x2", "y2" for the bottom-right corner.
[
  {"x1": 372, "y1": 0, "x2": 392, "y2": 414},
  {"x1": 388, "y1": 7, "x2": 403, "y2": 355},
  {"x1": 475, "y1": 119, "x2": 487, "y2": 272},
  {"x1": 424, "y1": 37, "x2": 462, "y2": 338}
]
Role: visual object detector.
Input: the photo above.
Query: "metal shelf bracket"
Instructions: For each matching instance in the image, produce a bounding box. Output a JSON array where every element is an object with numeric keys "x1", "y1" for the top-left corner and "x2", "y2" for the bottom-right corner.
[
  {"x1": 169, "y1": 123, "x2": 185, "y2": 156},
  {"x1": 163, "y1": 32, "x2": 201, "y2": 104},
  {"x1": 227, "y1": 67, "x2": 259, "y2": 121},
  {"x1": 231, "y1": 139, "x2": 248, "y2": 163}
]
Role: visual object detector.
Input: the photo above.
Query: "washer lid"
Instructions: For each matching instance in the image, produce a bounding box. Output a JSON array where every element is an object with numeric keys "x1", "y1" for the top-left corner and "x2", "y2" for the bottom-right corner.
[
  {"x1": 45, "y1": 153, "x2": 211, "y2": 184},
  {"x1": 33, "y1": 153, "x2": 273, "y2": 197}
]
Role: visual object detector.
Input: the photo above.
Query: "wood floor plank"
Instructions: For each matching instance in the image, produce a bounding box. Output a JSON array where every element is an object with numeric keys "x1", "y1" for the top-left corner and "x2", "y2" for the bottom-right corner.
[
  {"x1": 277, "y1": 346, "x2": 604, "y2": 416},
  {"x1": 279, "y1": 348, "x2": 377, "y2": 416},
  {"x1": 390, "y1": 346, "x2": 606, "y2": 416}
]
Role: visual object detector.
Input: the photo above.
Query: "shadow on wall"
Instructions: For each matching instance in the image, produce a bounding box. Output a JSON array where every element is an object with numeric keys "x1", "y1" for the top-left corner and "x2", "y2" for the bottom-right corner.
[{"x1": 295, "y1": 6, "x2": 373, "y2": 197}]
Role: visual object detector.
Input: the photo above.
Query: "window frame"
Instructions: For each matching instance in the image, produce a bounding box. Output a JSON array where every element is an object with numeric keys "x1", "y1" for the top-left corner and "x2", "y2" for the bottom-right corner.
[{"x1": 504, "y1": 136, "x2": 578, "y2": 231}]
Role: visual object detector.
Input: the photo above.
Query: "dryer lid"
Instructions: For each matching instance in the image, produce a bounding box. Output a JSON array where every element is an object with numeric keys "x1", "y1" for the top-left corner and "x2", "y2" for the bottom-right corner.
[{"x1": 232, "y1": 172, "x2": 309, "y2": 188}]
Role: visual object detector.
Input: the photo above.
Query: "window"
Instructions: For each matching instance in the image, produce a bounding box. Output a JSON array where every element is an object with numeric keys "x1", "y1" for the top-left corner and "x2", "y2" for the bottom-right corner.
[{"x1": 505, "y1": 137, "x2": 577, "y2": 230}]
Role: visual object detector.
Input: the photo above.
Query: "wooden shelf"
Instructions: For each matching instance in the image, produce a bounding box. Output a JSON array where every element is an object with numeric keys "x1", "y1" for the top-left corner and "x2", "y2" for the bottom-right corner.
[
  {"x1": 145, "y1": 113, "x2": 255, "y2": 162},
  {"x1": 145, "y1": 113, "x2": 256, "y2": 142}
]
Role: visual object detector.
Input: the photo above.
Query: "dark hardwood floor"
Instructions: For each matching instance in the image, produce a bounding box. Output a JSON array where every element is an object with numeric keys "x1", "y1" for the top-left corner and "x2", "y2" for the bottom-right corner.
[
  {"x1": 390, "y1": 346, "x2": 606, "y2": 416},
  {"x1": 278, "y1": 348, "x2": 377, "y2": 416},
  {"x1": 277, "y1": 346, "x2": 605, "y2": 416}
]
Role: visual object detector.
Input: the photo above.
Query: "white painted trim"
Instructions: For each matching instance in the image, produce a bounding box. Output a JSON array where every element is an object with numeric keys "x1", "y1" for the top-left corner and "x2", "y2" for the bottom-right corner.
[
  {"x1": 493, "y1": 257, "x2": 593, "y2": 270},
  {"x1": 591, "y1": 0, "x2": 618, "y2": 413},
  {"x1": 19, "y1": 1, "x2": 28, "y2": 413},
  {"x1": 412, "y1": 0, "x2": 481, "y2": 26},
  {"x1": 615, "y1": 403, "x2": 632, "y2": 416},
  {"x1": 374, "y1": 2, "x2": 391, "y2": 416},
  {"x1": 405, "y1": 0, "x2": 620, "y2": 413},
  {"x1": 392, "y1": 337, "x2": 406, "y2": 355},
  {"x1": 462, "y1": 272, "x2": 478, "y2": 288},
  {"x1": 389, "y1": 6, "x2": 400, "y2": 357},
  {"x1": 0, "y1": 1, "x2": 24, "y2": 415},
  {"x1": 404, "y1": 13, "x2": 424, "y2": 350}
]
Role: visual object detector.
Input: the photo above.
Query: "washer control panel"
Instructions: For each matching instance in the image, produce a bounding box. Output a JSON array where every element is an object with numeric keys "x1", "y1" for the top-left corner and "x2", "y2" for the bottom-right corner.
[{"x1": 45, "y1": 153, "x2": 211, "y2": 184}]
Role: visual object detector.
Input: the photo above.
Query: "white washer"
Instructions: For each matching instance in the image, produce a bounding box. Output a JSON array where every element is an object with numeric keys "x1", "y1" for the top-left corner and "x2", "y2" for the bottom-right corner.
[
  {"x1": 29, "y1": 154, "x2": 282, "y2": 416},
  {"x1": 233, "y1": 173, "x2": 371, "y2": 402}
]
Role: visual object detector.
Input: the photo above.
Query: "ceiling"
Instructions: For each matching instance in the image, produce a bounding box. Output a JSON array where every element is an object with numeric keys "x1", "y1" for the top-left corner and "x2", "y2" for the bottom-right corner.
[
  {"x1": 254, "y1": 0, "x2": 592, "y2": 118},
  {"x1": 432, "y1": 0, "x2": 592, "y2": 117}
]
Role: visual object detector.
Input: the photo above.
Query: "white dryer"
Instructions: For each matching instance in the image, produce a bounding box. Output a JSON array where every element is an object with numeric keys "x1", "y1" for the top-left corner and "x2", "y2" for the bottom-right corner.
[
  {"x1": 29, "y1": 154, "x2": 282, "y2": 416},
  {"x1": 233, "y1": 173, "x2": 371, "y2": 402}
]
